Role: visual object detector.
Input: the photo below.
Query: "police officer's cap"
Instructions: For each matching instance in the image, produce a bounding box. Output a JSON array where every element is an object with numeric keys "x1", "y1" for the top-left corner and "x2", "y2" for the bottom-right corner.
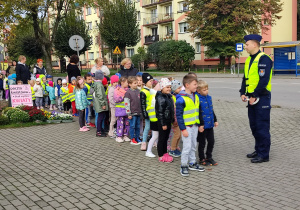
[{"x1": 244, "y1": 34, "x2": 262, "y2": 43}]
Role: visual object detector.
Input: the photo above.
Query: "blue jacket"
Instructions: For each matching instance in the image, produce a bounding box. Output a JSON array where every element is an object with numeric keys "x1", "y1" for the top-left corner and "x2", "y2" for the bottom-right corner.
[
  {"x1": 56, "y1": 84, "x2": 61, "y2": 97},
  {"x1": 198, "y1": 93, "x2": 217, "y2": 129},
  {"x1": 0, "y1": 79, "x2": 3, "y2": 90},
  {"x1": 46, "y1": 86, "x2": 56, "y2": 101},
  {"x1": 75, "y1": 89, "x2": 91, "y2": 110},
  {"x1": 175, "y1": 90, "x2": 203, "y2": 131}
]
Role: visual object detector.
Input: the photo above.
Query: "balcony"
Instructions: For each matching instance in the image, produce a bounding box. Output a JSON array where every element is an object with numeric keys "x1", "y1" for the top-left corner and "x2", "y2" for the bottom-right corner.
[
  {"x1": 144, "y1": 35, "x2": 159, "y2": 45},
  {"x1": 143, "y1": 17, "x2": 158, "y2": 26},
  {"x1": 158, "y1": 13, "x2": 173, "y2": 23},
  {"x1": 142, "y1": 0, "x2": 159, "y2": 7},
  {"x1": 177, "y1": 7, "x2": 189, "y2": 13}
]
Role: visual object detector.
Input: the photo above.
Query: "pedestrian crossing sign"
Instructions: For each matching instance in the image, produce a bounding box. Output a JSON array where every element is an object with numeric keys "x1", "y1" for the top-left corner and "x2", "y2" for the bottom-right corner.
[{"x1": 113, "y1": 46, "x2": 121, "y2": 54}]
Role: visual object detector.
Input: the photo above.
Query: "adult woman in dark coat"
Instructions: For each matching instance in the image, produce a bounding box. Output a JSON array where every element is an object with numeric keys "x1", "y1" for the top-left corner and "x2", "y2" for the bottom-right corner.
[
  {"x1": 118, "y1": 58, "x2": 139, "y2": 78},
  {"x1": 15, "y1": 55, "x2": 31, "y2": 84},
  {"x1": 67, "y1": 55, "x2": 81, "y2": 83}
]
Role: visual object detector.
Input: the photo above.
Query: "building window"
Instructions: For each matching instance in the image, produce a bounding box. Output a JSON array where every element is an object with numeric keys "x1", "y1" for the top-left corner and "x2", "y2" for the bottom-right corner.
[
  {"x1": 165, "y1": 5, "x2": 172, "y2": 16},
  {"x1": 87, "y1": 7, "x2": 92, "y2": 15},
  {"x1": 138, "y1": 29, "x2": 141, "y2": 38},
  {"x1": 94, "y1": 7, "x2": 97, "y2": 14},
  {"x1": 195, "y1": 42, "x2": 201, "y2": 53},
  {"x1": 127, "y1": 49, "x2": 134, "y2": 57},
  {"x1": 89, "y1": 52, "x2": 94, "y2": 60},
  {"x1": 87, "y1": 22, "x2": 92, "y2": 30},
  {"x1": 95, "y1": 20, "x2": 98, "y2": 28},
  {"x1": 95, "y1": 36, "x2": 99, "y2": 44},
  {"x1": 178, "y1": 2, "x2": 189, "y2": 12},
  {"x1": 151, "y1": 9, "x2": 157, "y2": 23},
  {"x1": 137, "y1": 11, "x2": 141, "y2": 21},
  {"x1": 179, "y1": 22, "x2": 188, "y2": 33}
]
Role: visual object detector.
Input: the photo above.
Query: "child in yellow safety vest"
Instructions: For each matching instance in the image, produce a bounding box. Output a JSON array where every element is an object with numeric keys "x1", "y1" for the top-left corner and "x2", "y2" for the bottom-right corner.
[
  {"x1": 60, "y1": 79, "x2": 71, "y2": 114},
  {"x1": 69, "y1": 77, "x2": 78, "y2": 116},
  {"x1": 29, "y1": 80, "x2": 36, "y2": 107},
  {"x1": 41, "y1": 76, "x2": 49, "y2": 108},
  {"x1": 83, "y1": 73, "x2": 95, "y2": 127},
  {"x1": 0, "y1": 73, "x2": 4, "y2": 100}
]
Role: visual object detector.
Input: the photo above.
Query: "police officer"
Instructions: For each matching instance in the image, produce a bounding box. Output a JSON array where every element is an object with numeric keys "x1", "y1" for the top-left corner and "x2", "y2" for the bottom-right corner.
[{"x1": 240, "y1": 34, "x2": 272, "y2": 163}]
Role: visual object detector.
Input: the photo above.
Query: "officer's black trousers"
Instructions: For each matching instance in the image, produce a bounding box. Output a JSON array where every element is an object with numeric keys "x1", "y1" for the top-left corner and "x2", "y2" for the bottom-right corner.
[
  {"x1": 197, "y1": 128, "x2": 215, "y2": 160},
  {"x1": 248, "y1": 93, "x2": 271, "y2": 159}
]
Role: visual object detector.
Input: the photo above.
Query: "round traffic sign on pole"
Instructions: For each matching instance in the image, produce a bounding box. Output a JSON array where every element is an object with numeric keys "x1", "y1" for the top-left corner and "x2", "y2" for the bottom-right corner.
[{"x1": 69, "y1": 35, "x2": 85, "y2": 51}]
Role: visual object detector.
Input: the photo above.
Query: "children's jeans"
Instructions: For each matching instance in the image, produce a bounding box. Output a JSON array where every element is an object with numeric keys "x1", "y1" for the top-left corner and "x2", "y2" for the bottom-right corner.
[
  {"x1": 78, "y1": 110, "x2": 85, "y2": 128},
  {"x1": 108, "y1": 107, "x2": 117, "y2": 136},
  {"x1": 116, "y1": 116, "x2": 129, "y2": 137},
  {"x1": 142, "y1": 118, "x2": 150, "y2": 142},
  {"x1": 97, "y1": 112, "x2": 105, "y2": 133},
  {"x1": 85, "y1": 104, "x2": 93, "y2": 124},
  {"x1": 129, "y1": 115, "x2": 140, "y2": 140},
  {"x1": 0, "y1": 90, "x2": 3, "y2": 100},
  {"x1": 181, "y1": 125, "x2": 198, "y2": 166},
  {"x1": 56, "y1": 97, "x2": 63, "y2": 110},
  {"x1": 35, "y1": 97, "x2": 43, "y2": 107}
]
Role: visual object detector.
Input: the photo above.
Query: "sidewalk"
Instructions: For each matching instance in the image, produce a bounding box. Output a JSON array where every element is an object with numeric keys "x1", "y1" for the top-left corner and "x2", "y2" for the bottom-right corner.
[{"x1": 0, "y1": 99, "x2": 300, "y2": 209}]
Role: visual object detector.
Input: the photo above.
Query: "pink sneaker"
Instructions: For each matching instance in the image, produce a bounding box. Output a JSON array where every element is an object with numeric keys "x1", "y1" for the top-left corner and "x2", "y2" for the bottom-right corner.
[
  {"x1": 158, "y1": 154, "x2": 173, "y2": 163},
  {"x1": 83, "y1": 126, "x2": 90, "y2": 131},
  {"x1": 163, "y1": 153, "x2": 173, "y2": 162},
  {"x1": 79, "y1": 127, "x2": 88, "y2": 132}
]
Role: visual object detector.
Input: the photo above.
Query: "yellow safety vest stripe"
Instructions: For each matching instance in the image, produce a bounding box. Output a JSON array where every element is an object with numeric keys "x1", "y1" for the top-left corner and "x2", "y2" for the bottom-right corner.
[
  {"x1": 31, "y1": 87, "x2": 36, "y2": 100},
  {"x1": 115, "y1": 101, "x2": 125, "y2": 108},
  {"x1": 147, "y1": 94, "x2": 157, "y2": 122}
]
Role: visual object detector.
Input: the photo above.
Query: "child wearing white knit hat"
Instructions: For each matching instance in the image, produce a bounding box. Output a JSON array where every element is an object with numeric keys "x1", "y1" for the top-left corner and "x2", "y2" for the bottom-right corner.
[{"x1": 155, "y1": 78, "x2": 175, "y2": 163}]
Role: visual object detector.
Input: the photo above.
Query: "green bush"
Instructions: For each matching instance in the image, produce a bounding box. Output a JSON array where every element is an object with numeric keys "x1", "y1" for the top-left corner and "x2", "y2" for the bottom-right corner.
[
  {"x1": 10, "y1": 110, "x2": 30, "y2": 123},
  {"x1": 6, "y1": 108, "x2": 20, "y2": 120},
  {"x1": 2, "y1": 107, "x2": 15, "y2": 115},
  {"x1": 0, "y1": 115, "x2": 9, "y2": 125}
]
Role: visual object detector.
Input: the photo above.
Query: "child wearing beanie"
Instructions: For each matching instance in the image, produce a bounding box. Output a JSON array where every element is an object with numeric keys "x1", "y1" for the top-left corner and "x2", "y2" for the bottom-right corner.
[
  {"x1": 33, "y1": 78, "x2": 44, "y2": 109},
  {"x1": 92, "y1": 70, "x2": 108, "y2": 137},
  {"x1": 140, "y1": 73, "x2": 153, "y2": 150},
  {"x1": 69, "y1": 77, "x2": 78, "y2": 116},
  {"x1": 155, "y1": 78, "x2": 174, "y2": 163},
  {"x1": 168, "y1": 79, "x2": 183, "y2": 157},
  {"x1": 60, "y1": 79, "x2": 71, "y2": 113},
  {"x1": 108, "y1": 75, "x2": 119, "y2": 138},
  {"x1": 46, "y1": 81, "x2": 56, "y2": 110},
  {"x1": 55, "y1": 78, "x2": 63, "y2": 111}
]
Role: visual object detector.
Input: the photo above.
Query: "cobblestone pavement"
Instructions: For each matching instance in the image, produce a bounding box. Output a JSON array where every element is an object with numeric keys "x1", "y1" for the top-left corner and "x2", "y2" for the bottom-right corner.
[{"x1": 1, "y1": 98, "x2": 300, "y2": 210}]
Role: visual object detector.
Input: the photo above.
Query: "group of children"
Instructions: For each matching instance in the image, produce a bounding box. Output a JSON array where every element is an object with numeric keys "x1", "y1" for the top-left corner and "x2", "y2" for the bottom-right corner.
[{"x1": 72, "y1": 70, "x2": 219, "y2": 177}]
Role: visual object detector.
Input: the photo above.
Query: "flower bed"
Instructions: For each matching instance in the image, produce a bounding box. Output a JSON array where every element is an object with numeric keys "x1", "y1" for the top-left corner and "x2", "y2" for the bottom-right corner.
[{"x1": 0, "y1": 106, "x2": 73, "y2": 127}]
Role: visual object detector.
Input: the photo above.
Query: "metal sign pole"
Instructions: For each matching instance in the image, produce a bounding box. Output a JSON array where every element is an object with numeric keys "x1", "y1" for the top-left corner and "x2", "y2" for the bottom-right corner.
[
  {"x1": 117, "y1": 55, "x2": 118, "y2": 70},
  {"x1": 75, "y1": 38, "x2": 81, "y2": 71},
  {"x1": 238, "y1": 52, "x2": 240, "y2": 77}
]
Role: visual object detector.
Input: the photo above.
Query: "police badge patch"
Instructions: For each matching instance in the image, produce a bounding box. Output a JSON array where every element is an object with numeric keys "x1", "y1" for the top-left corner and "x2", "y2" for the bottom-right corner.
[{"x1": 259, "y1": 69, "x2": 265, "y2": 77}]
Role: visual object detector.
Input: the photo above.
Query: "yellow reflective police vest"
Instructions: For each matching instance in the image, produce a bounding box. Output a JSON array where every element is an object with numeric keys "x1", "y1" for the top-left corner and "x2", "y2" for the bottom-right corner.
[
  {"x1": 244, "y1": 52, "x2": 272, "y2": 94},
  {"x1": 4, "y1": 78, "x2": 8, "y2": 90},
  {"x1": 61, "y1": 87, "x2": 69, "y2": 103},
  {"x1": 147, "y1": 94, "x2": 157, "y2": 122},
  {"x1": 182, "y1": 94, "x2": 200, "y2": 125},
  {"x1": 85, "y1": 83, "x2": 93, "y2": 100},
  {"x1": 31, "y1": 87, "x2": 36, "y2": 101}
]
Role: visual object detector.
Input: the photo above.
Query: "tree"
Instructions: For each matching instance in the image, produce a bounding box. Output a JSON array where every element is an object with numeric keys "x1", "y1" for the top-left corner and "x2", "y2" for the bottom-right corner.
[
  {"x1": 187, "y1": 0, "x2": 283, "y2": 66},
  {"x1": 97, "y1": 0, "x2": 140, "y2": 55},
  {"x1": 148, "y1": 40, "x2": 195, "y2": 71},
  {"x1": 0, "y1": 0, "x2": 93, "y2": 74},
  {"x1": 6, "y1": 20, "x2": 43, "y2": 66},
  {"x1": 54, "y1": 11, "x2": 92, "y2": 58}
]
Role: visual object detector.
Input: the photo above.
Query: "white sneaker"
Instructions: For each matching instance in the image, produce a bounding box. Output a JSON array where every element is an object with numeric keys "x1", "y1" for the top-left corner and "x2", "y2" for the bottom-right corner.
[
  {"x1": 49, "y1": 108, "x2": 53, "y2": 111},
  {"x1": 145, "y1": 152, "x2": 156, "y2": 158},
  {"x1": 6, "y1": 99, "x2": 8, "y2": 101},
  {"x1": 123, "y1": 136, "x2": 131, "y2": 142},
  {"x1": 116, "y1": 137, "x2": 124, "y2": 143}
]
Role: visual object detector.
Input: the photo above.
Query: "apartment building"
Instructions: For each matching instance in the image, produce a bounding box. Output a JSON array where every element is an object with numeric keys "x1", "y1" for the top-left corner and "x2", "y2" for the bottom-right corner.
[{"x1": 51, "y1": 0, "x2": 297, "y2": 67}]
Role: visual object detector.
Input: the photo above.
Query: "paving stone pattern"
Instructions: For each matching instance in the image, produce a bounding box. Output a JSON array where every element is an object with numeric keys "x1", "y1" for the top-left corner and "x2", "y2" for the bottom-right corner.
[{"x1": 1, "y1": 99, "x2": 300, "y2": 210}]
